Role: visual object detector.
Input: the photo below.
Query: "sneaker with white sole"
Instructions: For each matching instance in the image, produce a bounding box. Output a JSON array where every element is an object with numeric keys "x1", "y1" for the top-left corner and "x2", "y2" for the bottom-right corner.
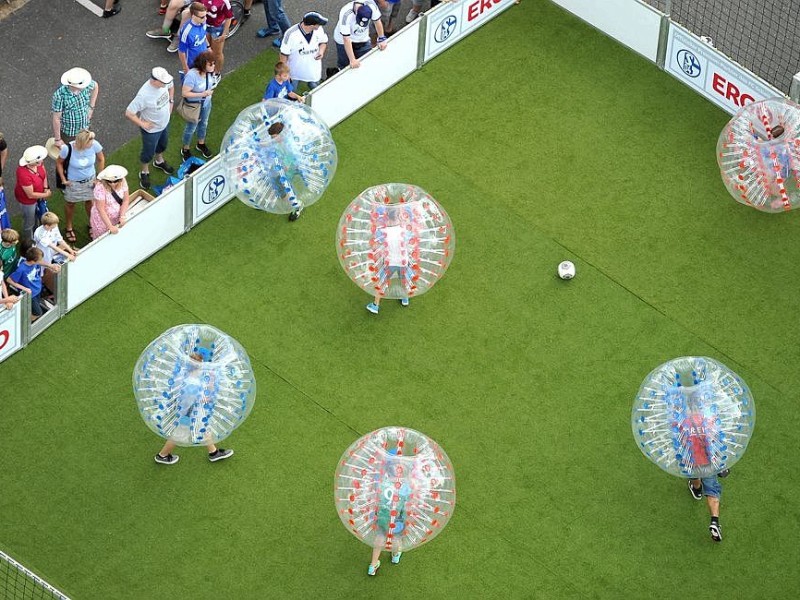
[
  {"x1": 391, "y1": 552, "x2": 402, "y2": 564},
  {"x1": 153, "y1": 159, "x2": 175, "y2": 174},
  {"x1": 400, "y1": 298, "x2": 409, "y2": 307},
  {"x1": 154, "y1": 453, "x2": 179, "y2": 465},
  {"x1": 209, "y1": 448, "x2": 234, "y2": 462},
  {"x1": 405, "y1": 8, "x2": 419, "y2": 23},
  {"x1": 367, "y1": 560, "x2": 381, "y2": 576},
  {"x1": 709, "y1": 521, "x2": 722, "y2": 542},
  {"x1": 688, "y1": 480, "x2": 703, "y2": 500},
  {"x1": 288, "y1": 207, "x2": 303, "y2": 221},
  {"x1": 167, "y1": 36, "x2": 180, "y2": 53},
  {"x1": 366, "y1": 302, "x2": 380, "y2": 314},
  {"x1": 146, "y1": 28, "x2": 172, "y2": 40}
]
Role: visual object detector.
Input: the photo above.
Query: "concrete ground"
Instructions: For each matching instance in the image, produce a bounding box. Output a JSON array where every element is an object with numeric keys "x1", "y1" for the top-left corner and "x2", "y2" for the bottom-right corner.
[{"x1": 0, "y1": 0, "x2": 417, "y2": 211}]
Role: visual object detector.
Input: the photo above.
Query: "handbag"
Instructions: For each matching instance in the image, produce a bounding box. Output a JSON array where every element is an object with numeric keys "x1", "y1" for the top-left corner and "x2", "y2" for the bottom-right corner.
[
  {"x1": 177, "y1": 98, "x2": 201, "y2": 124},
  {"x1": 55, "y1": 142, "x2": 73, "y2": 190}
]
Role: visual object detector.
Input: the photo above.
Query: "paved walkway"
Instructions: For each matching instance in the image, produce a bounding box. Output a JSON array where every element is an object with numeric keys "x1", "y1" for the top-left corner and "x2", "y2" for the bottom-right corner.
[{"x1": 0, "y1": 0, "x2": 415, "y2": 208}]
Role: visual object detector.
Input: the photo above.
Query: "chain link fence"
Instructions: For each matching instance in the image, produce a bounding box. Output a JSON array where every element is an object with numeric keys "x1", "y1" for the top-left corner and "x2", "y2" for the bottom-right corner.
[{"x1": 644, "y1": 0, "x2": 800, "y2": 92}]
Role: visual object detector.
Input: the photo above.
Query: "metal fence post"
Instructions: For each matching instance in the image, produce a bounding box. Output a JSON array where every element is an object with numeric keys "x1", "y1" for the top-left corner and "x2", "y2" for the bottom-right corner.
[
  {"x1": 789, "y1": 73, "x2": 800, "y2": 102},
  {"x1": 656, "y1": 14, "x2": 670, "y2": 69},
  {"x1": 417, "y1": 14, "x2": 428, "y2": 68}
]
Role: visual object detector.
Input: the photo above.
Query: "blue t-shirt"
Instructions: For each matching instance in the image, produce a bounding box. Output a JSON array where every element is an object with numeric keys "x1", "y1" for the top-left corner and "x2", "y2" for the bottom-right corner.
[
  {"x1": 178, "y1": 21, "x2": 209, "y2": 70},
  {"x1": 183, "y1": 69, "x2": 214, "y2": 106},
  {"x1": 59, "y1": 140, "x2": 103, "y2": 181},
  {"x1": 9, "y1": 261, "x2": 43, "y2": 297},
  {"x1": 263, "y1": 78, "x2": 294, "y2": 101}
]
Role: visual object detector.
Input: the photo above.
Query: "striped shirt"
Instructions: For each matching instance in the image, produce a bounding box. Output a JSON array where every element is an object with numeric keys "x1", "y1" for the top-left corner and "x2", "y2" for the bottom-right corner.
[{"x1": 51, "y1": 82, "x2": 96, "y2": 136}]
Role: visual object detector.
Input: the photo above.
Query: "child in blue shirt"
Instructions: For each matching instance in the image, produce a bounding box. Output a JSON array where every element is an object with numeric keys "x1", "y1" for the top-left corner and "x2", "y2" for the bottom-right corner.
[
  {"x1": 6, "y1": 246, "x2": 60, "y2": 321},
  {"x1": 262, "y1": 62, "x2": 305, "y2": 102}
]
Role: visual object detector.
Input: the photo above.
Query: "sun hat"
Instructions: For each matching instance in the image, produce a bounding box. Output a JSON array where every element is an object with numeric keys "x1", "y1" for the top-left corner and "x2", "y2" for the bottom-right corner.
[
  {"x1": 45, "y1": 137, "x2": 61, "y2": 160},
  {"x1": 61, "y1": 67, "x2": 92, "y2": 89},
  {"x1": 151, "y1": 67, "x2": 174, "y2": 84},
  {"x1": 18, "y1": 145, "x2": 48, "y2": 166},
  {"x1": 97, "y1": 165, "x2": 129, "y2": 182}
]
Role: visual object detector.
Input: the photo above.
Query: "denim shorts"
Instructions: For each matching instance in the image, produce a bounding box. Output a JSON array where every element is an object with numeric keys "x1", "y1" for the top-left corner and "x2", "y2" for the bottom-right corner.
[
  {"x1": 699, "y1": 475, "x2": 722, "y2": 499},
  {"x1": 208, "y1": 24, "x2": 225, "y2": 40}
]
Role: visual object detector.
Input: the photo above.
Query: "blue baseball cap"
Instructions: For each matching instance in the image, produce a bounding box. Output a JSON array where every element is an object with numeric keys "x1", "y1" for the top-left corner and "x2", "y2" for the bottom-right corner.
[{"x1": 355, "y1": 5, "x2": 371, "y2": 27}]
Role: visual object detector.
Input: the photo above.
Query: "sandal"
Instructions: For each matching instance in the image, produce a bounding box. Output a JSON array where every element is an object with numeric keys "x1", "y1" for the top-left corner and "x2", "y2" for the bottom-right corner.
[{"x1": 64, "y1": 229, "x2": 77, "y2": 243}]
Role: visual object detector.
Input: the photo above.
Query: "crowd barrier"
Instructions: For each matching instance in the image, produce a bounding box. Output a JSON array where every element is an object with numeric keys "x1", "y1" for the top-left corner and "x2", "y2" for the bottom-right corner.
[{"x1": 0, "y1": 0, "x2": 517, "y2": 365}]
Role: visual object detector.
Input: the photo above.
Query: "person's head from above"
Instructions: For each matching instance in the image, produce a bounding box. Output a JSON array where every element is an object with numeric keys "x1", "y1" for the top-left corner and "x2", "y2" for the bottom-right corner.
[
  {"x1": 150, "y1": 66, "x2": 174, "y2": 88},
  {"x1": 25, "y1": 246, "x2": 43, "y2": 263},
  {"x1": 60, "y1": 67, "x2": 92, "y2": 92},
  {"x1": 771, "y1": 125, "x2": 785, "y2": 139},
  {"x1": 274, "y1": 61, "x2": 290, "y2": 83},
  {"x1": 268, "y1": 121, "x2": 285, "y2": 138},
  {"x1": 74, "y1": 129, "x2": 96, "y2": 151},
  {"x1": 302, "y1": 11, "x2": 327, "y2": 30},
  {"x1": 1, "y1": 228, "x2": 20, "y2": 248},
  {"x1": 193, "y1": 50, "x2": 216, "y2": 73},
  {"x1": 40, "y1": 212, "x2": 59, "y2": 230},
  {"x1": 97, "y1": 165, "x2": 128, "y2": 187},
  {"x1": 19, "y1": 145, "x2": 47, "y2": 168},
  {"x1": 190, "y1": 2, "x2": 207, "y2": 24},
  {"x1": 355, "y1": 5, "x2": 371, "y2": 27}
]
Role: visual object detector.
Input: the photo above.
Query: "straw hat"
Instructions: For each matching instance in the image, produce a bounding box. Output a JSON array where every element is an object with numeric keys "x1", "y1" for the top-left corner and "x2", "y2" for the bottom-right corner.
[
  {"x1": 61, "y1": 67, "x2": 92, "y2": 89},
  {"x1": 45, "y1": 137, "x2": 61, "y2": 160},
  {"x1": 18, "y1": 145, "x2": 48, "y2": 166},
  {"x1": 97, "y1": 165, "x2": 129, "y2": 182}
]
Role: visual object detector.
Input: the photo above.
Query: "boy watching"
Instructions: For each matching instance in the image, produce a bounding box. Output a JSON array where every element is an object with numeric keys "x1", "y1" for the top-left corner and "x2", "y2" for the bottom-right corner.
[
  {"x1": 262, "y1": 62, "x2": 305, "y2": 103},
  {"x1": 1, "y1": 228, "x2": 20, "y2": 278},
  {"x1": 34, "y1": 212, "x2": 78, "y2": 265},
  {"x1": 7, "y1": 247, "x2": 60, "y2": 321}
]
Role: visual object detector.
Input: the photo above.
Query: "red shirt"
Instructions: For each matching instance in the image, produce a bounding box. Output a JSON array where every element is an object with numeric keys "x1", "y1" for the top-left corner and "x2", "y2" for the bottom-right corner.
[
  {"x1": 15, "y1": 164, "x2": 48, "y2": 206},
  {"x1": 201, "y1": 0, "x2": 233, "y2": 27},
  {"x1": 681, "y1": 413, "x2": 710, "y2": 467}
]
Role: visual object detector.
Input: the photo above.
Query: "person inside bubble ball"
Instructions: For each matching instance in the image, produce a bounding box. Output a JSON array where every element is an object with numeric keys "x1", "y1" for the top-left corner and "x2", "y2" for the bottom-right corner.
[
  {"x1": 754, "y1": 124, "x2": 791, "y2": 181},
  {"x1": 366, "y1": 206, "x2": 411, "y2": 314},
  {"x1": 368, "y1": 451, "x2": 412, "y2": 576},
  {"x1": 265, "y1": 121, "x2": 306, "y2": 222},
  {"x1": 154, "y1": 349, "x2": 234, "y2": 465}
]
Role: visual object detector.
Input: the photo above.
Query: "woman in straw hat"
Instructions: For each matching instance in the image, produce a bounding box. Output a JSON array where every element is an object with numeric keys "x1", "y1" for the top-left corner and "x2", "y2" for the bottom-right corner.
[
  {"x1": 91, "y1": 165, "x2": 130, "y2": 239},
  {"x1": 14, "y1": 145, "x2": 51, "y2": 240}
]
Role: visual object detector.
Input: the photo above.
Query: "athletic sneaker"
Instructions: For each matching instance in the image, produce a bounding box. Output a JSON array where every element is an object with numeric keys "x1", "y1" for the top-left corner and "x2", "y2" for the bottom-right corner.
[
  {"x1": 139, "y1": 171, "x2": 151, "y2": 189},
  {"x1": 196, "y1": 143, "x2": 213, "y2": 159},
  {"x1": 405, "y1": 8, "x2": 420, "y2": 23},
  {"x1": 688, "y1": 480, "x2": 703, "y2": 501},
  {"x1": 400, "y1": 298, "x2": 409, "y2": 307},
  {"x1": 209, "y1": 448, "x2": 234, "y2": 462},
  {"x1": 391, "y1": 552, "x2": 402, "y2": 564},
  {"x1": 154, "y1": 453, "x2": 179, "y2": 465},
  {"x1": 709, "y1": 521, "x2": 722, "y2": 542},
  {"x1": 366, "y1": 302, "x2": 380, "y2": 314},
  {"x1": 288, "y1": 207, "x2": 303, "y2": 222},
  {"x1": 367, "y1": 561, "x2": 381, "y2": 576},
  {"x1": 146, "y1": 28, "x2": 171, "y2": 40},
  {"x1": 153, "y1": 159, "x2": 175, "y2": 174},
  {"x1": 242, "y1": 9, "x2": 251, "y2": 21},
  {"x1": 181, "y1": 148, "x2": 192, "y2": 161},
  {"x1": 718, "y1": 468, "x2": 731, "y2": 478},
  {"x1": 256, "y1": 27, "x2": 281, "y2": 38},
  {"x1": 272, "y1": 37, "x2": 282, "y2": 49},
  {"x1": 167, "y1": 36, "x2": 180, "y2": 53}
]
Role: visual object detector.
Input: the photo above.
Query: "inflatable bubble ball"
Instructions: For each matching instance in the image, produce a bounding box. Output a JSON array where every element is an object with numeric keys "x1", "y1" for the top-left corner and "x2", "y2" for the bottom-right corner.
[
  {"x1": 336, "y1": 183, "x2": 455, "y2": 300},
  {"x1": 717, "y1": 98, "x2": 800, "y2": 212},
  {"x1": 221, "y1": 99, "x2": 337, "y2": 214},
  {"x1": 334, "y1": 426, "x2": 456, "y2": 553},
  {"x1": 133, "y1": 324, "x2": 257, "y2": 447},
  {"x1": 632, "y1": 357, "x2": 755, "y2": 479}
]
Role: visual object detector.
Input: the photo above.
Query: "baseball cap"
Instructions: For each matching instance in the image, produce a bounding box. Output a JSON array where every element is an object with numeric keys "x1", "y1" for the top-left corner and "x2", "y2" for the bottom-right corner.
[
  {"x1": 151, "y1": 66, "x2": 174, "y2": 84},
  {"x1": 355, "y1": 5, "x2": 371, "y2": 27},
  {"x1": 303, "y1": 11, "x2": 328, "y2": 26}
]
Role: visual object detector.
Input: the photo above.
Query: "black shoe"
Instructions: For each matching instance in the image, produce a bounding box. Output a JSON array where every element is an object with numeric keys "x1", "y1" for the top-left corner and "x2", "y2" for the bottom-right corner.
[
  {"x1": 196, "y1": 143, "x2": 213, "y2": 159},
  {"x1": 242, "y1": 9, "x2": 251, "y2": 21},
  {"x1": 717, "y1": 468, "x2": 731, "y2": 478},
  {"x1": 709, "y1": 521, "x2": 722, "y2": 542},
  {"x1": 326, "y1": 67, "x2": 340, "y2": 79},
  {"x1": 688, "y1": 480, "x2": 703, "y2": 501},
  {"x1": 288, "y1": 207, "x2": 303, "y2": 221},
  {"x1": 209, "y1": 448, "x2": 234, "y2": 462},
  {"x1": 181, "y1": 148, "x2": 192, "y2": 161},
  {"x1": 139, "y1": 171, "x2": 151, "y2": 189},
  {"x1": 154, "y1": 453, "x2": 179, "y2": 465},
  {"x1": 153, "y1": 159, "x2": 175, "y2": 174},
  {"x1": 102, "y1": 6, "x2": 121, "y2": 17}
]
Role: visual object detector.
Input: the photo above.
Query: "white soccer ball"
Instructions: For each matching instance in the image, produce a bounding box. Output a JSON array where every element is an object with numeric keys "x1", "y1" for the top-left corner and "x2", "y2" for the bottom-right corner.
[{"x1": 557, "y1": 261, "x2": 576, "y2": 280}]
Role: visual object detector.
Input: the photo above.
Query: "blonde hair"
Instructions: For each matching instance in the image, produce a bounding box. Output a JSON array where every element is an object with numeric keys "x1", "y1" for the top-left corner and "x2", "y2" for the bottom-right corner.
[
  {"x1": 274, "y1": 62, "x2": 290, "y2": 76},
  {"x1": 1, "y1": 228, "x2": 20, "y2": 244},
  {"x1": 74, "y1": 129, "x2": 96, "y2": 151},
  {"x1": 41, "y1": 212, "x2": 60, "y2": 226}
]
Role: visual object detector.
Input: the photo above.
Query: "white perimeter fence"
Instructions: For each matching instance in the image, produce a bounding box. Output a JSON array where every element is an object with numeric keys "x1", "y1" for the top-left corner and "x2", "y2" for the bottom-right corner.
[{"x1": 2, "y1": 0, "x2": 794, "y2": 364}]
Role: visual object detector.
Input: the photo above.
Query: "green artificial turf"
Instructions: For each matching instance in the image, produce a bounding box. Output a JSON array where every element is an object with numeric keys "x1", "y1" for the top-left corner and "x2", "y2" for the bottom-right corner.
[{"x1": 1, "y1": 1, "x2": 799, "y2": 598}]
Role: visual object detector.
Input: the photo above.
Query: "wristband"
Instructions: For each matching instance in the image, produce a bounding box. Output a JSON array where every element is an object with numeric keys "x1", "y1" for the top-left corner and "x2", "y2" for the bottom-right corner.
[{"x1": 377, "y1": 36, "x2": 387, "y2": 42}]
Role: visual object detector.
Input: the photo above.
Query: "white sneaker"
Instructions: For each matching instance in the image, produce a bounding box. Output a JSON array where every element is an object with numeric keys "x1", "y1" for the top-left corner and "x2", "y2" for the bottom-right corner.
[{"x1": 405, "y1": 8, "x2": 420, "y2": 23}]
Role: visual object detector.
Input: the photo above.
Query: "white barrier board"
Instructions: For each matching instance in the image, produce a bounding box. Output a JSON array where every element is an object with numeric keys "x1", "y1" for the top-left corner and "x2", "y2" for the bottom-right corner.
[
  {"x1": 192, "y1": 156, "x2": 236, "y2": 225},
  {"x1": 310, "y1": 21, "x2": 421, "y2": 128},
  {"x1": 550, "y1": 0, "x2": 661, "y2": 63},
  {"x1": 425, "y1": 0, "x2": 516, "y2": 61},
  {"x1": 0, "y1": 302, "x2": 23, "y2": 363},
  {"x1": 66, "y1": 183, "x2": 187, "y2": 311},
  {"x1": 666, "y1": 24, "x2": 783, "y2": 114}
]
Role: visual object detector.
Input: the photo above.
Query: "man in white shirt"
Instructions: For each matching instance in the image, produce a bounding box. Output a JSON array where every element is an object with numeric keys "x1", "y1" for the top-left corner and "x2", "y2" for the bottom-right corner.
[
  {"x1": 333, "y1": 1, "x2": 387, "y2": 70},
  {"x1": 279, "y1": 12, "x2": 329, "y2": 90}
]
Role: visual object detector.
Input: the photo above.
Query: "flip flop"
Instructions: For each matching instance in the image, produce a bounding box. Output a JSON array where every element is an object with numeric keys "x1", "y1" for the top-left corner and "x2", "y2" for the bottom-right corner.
[{"x1": 64, "y1": 229, "x2": 77, "y2": 243}]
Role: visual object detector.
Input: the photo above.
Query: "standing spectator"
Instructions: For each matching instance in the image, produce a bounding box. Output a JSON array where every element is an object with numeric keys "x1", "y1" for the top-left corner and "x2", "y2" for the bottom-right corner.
[
  {"x1": 91, "y1": 166, "x2": 130, "y2": 239},
  {"x1": 0, "y1": 131, "x2": 8, "y2": 188},
  {"x1": 103, "y1": 0, "x2": 122, "y2": 17},
  {"x1": 201, "y1": 0, "x2": 233, "y2": 77},
  {"x1": 178, "y1": 3, "x2": 210, "y2": 78},
  {"x1": 146, "y1": 0, "x2": 192, "y2": 53},
  {"x1": 180, "y1": 51, "x2": 217, "y2": 160},
  {"x1": 334, "y1": 2, "x2": 387, "y2": 70},
  {"x1": 51, "y1": 68, "x2": 99, "y2": 151},
  {"x1": 279, "y1": 12, "x2": 328, "y2": 91},
  {"x1": 379, "y1": 0, "x2": 402, "y2": 36},
  {"x1": 262, "y1": 62, "x2": 305, "y2": 102},
  {"x1": 14, "y1": 146, "x2": 51, "y2": 241},
  {"x1": 125, "y1": 67, "x2": 176, "y2": 190},
  {"x1": 405, "y1": 0, "x2": 441, "y2": 22},
  {"x1": 56, "y1": 129, "x2": 105, "y2": 244},
  {"x1": 257, "y1": 0, "x2": 291, "y2": 49}
]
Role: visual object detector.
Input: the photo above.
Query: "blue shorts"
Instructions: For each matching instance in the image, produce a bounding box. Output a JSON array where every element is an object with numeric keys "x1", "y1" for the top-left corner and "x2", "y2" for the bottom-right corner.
[
  {"x1": 699, "y1": 475, "x2": 722, "y2": 499},
  {"x1": 208, "y1": 24, "x2": 225, "y2": 39}
]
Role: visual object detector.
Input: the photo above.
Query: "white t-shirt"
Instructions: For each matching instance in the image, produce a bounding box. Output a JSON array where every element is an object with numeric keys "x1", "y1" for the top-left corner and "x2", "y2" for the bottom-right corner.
[
  {"x1": 280, "y1": 24, "x2": 329, "y2": 83},
  {"x1": 126, "y1": 80, "x2": 173, "y2": 133},
  {"x1": 383, "y1": 225, "x2": 407, "y2": 266},
  {"x1": 33, "y1": 225, "x2": 64, "y2": 264},
  {"x1": 334, "y1": 1, "x2": 381, "y2": 45}
]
